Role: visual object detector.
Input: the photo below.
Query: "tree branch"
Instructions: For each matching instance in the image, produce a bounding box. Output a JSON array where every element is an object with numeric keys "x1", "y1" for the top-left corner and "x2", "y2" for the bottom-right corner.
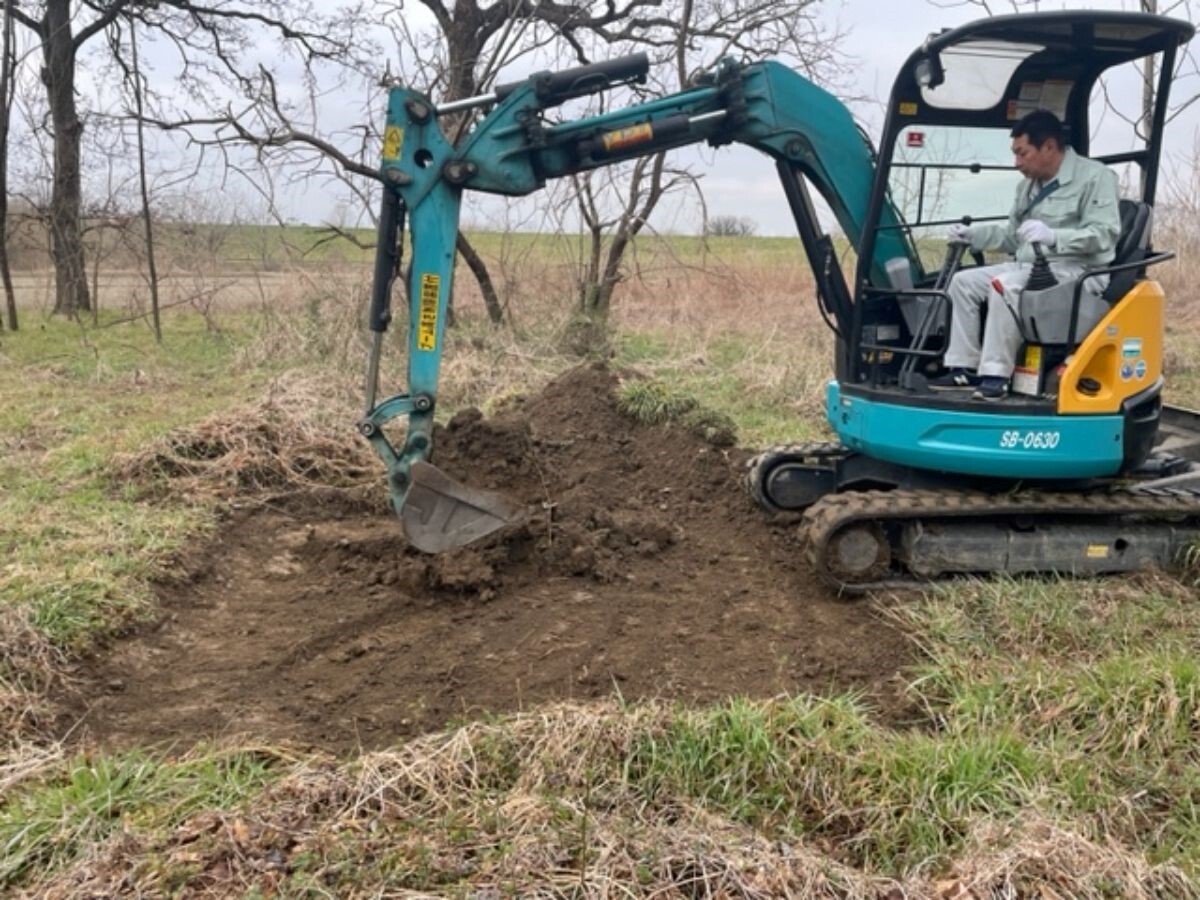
[
  {"x1": 7, "y1": 3, "x2": 37, "y2": 32},
  {"x1": 74, "y1": 0, "x2": 134, "y2": 49}
]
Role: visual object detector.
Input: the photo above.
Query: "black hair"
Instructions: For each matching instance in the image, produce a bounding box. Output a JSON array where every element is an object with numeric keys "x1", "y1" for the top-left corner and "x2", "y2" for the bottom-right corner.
[{"x1": 1011, "y1": 109, "x2": 1065, "y2": 150}]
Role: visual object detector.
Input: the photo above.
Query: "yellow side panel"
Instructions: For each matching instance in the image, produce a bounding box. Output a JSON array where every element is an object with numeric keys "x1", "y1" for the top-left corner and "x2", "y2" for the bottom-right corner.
[{"x1": 1058, "y1": 280, "x2": 1163, "y2": 415}]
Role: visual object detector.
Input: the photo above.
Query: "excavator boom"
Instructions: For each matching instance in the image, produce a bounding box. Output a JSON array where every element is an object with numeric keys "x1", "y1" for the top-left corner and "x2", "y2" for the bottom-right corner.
[
  {"x1": 360, "y1": 13, "x2": 1200, "y2": 587},
  {"x1": 359, "y1": 53, "x2": 910, "y2": 549}
]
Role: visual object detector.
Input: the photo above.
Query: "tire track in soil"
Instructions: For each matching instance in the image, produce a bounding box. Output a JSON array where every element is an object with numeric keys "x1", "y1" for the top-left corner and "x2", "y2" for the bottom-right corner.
[{"x1": 62, "y1": 364, "x2": 915, "y2": 753}]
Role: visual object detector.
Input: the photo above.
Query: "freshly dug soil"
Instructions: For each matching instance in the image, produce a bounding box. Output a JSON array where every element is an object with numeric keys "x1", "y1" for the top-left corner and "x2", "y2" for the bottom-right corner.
[{"x1": 64, "y1": 364, "x2": 913, "y2": 753}]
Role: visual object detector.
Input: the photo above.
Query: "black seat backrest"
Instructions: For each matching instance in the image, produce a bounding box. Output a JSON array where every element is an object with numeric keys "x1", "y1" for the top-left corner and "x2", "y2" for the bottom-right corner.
[{"x1": 1102, "y1": 199, "x2": 1153, "y2": 303}]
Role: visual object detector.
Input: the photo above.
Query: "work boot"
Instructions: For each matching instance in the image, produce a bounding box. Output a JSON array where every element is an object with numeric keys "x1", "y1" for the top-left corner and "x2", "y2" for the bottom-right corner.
[
  {"x1": 972, "y1": 376, "x2": 1009, "y2": 401},
  {"x1": 929, "y1": 368, "x2": 980, "y2": 390}
]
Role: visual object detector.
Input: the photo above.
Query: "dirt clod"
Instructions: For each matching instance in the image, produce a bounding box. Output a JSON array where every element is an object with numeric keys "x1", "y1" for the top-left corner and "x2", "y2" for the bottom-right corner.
[{"x1": 63, "y1": 364, "x2": 913, "y2": 752}]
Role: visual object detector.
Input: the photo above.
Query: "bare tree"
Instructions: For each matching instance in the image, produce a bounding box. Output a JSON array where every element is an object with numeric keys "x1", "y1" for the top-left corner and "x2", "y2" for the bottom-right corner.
[
  {"x1": 123, "y1": 0, "x2": 843, "y2": 336},
  {"x1": 124, "y1": 19, "x2": 160, "y2": 342},
  {"x1": 9, "y1": 0, "x2": 105, "y2": 317},
  {"x1": 156, "y1": 0, "x2": 698, "y2": 328},
  {"x1": 560, "y1": 0, "x2": 845, "y2": 322},
  {"x1": 6, "y1": 0, "x2": 358, "y2": 319},
  {"x1": 0, "y1": 0, "x2": 16, "y2": 330}
]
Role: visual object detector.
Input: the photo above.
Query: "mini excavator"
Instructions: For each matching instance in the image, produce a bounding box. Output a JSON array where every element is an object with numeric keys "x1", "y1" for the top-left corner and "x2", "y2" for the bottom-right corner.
[{"x1": 360, "y1": 11, "x2": 1200, "y2": 590}]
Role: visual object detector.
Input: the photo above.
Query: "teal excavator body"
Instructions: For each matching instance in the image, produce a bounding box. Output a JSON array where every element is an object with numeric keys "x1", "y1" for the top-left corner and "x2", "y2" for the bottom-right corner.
[
  {"x1": 361, "y1": 12, "x2": 1200, "y2": 588},
  {"x1": 360, "y1": 54, "x2": 915, "y2": 551}
]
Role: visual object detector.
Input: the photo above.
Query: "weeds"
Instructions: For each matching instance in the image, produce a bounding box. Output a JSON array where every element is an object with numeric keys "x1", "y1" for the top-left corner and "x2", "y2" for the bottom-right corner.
[
  {"x1": 115, "y1": 371, "x2": 376, "y2": 500},
  {"x1": 618, "y1": 379, "x2": 738, "y2": 446},
  {"x1": 626, "y1": 695, "x2": 1046, "y2": 871},
  {"x1": 11, "y1": 701, "x2": 1196, "y2": 897},
  {"x1": 0, "y1": 747, "x2": 282, "y2": 886},
  {"x1": 3, "y1": 242, "x2": 1200, "y2": 895}
]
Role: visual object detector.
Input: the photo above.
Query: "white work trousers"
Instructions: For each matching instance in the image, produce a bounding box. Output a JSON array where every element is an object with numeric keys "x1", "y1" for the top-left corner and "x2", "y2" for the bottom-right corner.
[{"x1": 944, "y1": 261, "x2": 1095, "y2": 378}]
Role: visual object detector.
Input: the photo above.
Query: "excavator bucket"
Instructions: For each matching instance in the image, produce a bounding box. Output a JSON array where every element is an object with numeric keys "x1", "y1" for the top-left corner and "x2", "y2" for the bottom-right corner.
[{"x1": 399, "y1": 460, "x2": 523, "y2": 553}]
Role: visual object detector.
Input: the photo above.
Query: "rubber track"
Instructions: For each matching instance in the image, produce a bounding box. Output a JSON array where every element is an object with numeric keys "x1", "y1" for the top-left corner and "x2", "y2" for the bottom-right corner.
[
  {"x1": 745, "y1": 442, "x2": 847, "y2": 514},
  {"x1": 801, "y1": 486, "x2": 1200, "y2": 593}
]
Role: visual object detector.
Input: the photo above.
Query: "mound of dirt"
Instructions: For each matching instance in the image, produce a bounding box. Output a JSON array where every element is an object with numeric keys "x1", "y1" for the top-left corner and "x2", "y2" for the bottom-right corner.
[{"x1": 63, "y1": 364, "x2": 914, "y2": 753}]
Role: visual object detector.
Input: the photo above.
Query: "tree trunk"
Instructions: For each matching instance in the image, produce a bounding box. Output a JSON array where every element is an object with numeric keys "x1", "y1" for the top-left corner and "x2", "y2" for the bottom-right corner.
[
  {"x1": 43, "y1": 0, "x2": 90, "y2": 317},
  {"x1": 455, "y1": 232, "x2": 503, "y2": 324},
  {"x1": 130, "y1": 21, "x2": 161, "y2": 341},
  {"x1": 441, "y1": 14, "x2": 503, "y2": 325},
  {"x1": 91, "y1": 226, "x2": 102, "y2": 324},
  {"x1": 0, "y1": 0, "x2": 17, "y2": 330},
  {"x1": 1139, "y1": 0, "x2": 1157, "y2": 195}
]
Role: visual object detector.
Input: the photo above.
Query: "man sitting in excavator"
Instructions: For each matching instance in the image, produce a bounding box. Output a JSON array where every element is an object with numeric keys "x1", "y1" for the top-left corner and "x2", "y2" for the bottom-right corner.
[{"x1": 930, "y1": 110, "x2": 1122, "y2": 401}]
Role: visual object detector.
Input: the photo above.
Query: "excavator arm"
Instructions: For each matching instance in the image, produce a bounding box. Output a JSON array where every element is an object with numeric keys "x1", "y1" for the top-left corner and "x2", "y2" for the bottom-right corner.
[{"x1": 359, "y1": 53, "x2": 914, "y2": 551}]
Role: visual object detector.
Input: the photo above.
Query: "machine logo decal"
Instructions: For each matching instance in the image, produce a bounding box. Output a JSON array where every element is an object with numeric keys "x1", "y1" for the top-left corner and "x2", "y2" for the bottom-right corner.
[
  {"x1": 1135, "y1": 359, "x2": 1148, "y2": 380},
  {"x1": 417, "y1": 274, "x2": 440, "y2": 351},
  {"x1": 383, "y1": 125, "x2": 405, "y2": 161},
  {"x1": 1122, "y1": 338, "x2": 1142, "y2": 358},
  {"x1": 1120, "y1": 362, "x2": 1134, "y2": 381}
]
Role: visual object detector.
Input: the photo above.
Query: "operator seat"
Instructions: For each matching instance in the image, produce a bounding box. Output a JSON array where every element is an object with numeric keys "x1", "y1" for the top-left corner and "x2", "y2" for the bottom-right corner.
[{"x1": 1102, "y1": 199, "x2": 1153, "y2": 302}]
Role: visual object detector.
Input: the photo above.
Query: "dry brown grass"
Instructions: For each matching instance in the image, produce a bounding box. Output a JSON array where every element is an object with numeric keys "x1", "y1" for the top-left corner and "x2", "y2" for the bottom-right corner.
[
  {"x1": 0, "y1": 607, "x2": 68, "y2": 801},
  {"x1": 7, "y1": 237, "x2": 1200, "y2": 896},
  {"x1": 114, "y1": 371, "x2": 378, "y2": 503},
  {"x1": 26, "y1": 701, "x2": 1196, "y2": 899},
  {"x1": 0, "y1": 606, "x2": 65, "y2": 741}
]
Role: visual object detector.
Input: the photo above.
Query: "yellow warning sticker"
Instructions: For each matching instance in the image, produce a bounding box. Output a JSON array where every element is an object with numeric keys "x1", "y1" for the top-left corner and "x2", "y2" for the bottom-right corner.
[
  {"x1": 1086, "y1": 544, "x2": 1110, "y2": 559},
  {"x1": 417, "y1": 274, "x2": 440, "y2": 351},
  {"x1": 601, "y1": 123, "x2": 654, "y2": 153},
  {"x1": 383, "y1": 125, "x2": 405, "y2": 161},
  {"x1": 1023, "y1": 345, "x2": 1042, "y2": 369},
  {"x1": 898, "y1": 102, "x2": 918, "y2": 116}
]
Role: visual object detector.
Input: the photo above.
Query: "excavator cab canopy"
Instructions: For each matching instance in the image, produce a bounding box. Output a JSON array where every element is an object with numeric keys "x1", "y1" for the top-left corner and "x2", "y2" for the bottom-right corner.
[{"x1": 859, "y1": 11, "x2": 1195, "y2": 288}]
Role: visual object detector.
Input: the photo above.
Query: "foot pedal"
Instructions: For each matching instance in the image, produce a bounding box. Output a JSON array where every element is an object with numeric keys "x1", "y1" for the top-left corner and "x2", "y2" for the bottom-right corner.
[{"x1": 399, "y1": 461, "x2": 523, "y2": 553}]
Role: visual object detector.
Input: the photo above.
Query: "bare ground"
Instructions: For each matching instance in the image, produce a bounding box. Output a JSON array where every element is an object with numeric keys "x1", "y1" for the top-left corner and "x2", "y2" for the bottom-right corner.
[{"x1": 60, "y1": 364, "x2": 913, "y2": 753}]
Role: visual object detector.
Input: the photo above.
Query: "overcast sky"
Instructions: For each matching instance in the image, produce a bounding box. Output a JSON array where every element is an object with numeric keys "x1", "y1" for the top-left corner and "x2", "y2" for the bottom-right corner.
[
  {"x1": 257, "y1": 0, "x2": 1200, "y2": 235},
  {"x1": 625, "y1": 0, "x2": 1200, "y2": 235},
  {"x1": 51, "y1": 0, "x2": 1191, "y2": 236},
  {"x1": 451, "y1": 0, "x2": 1200, "y2": 237}
]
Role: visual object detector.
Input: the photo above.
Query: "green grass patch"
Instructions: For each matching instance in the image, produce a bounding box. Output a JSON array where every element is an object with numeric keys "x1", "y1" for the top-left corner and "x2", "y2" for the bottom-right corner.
[
  {"x1": 626, "y1": 695, "x2": 1043, "y2": 870},
  {"x1": 0, "y1": 748, "x2": 281, "y2": 887},
  {"x1": 894, "y1": 576, "x2": 1200, "y2": 870},
  {"x1": 618, "y1": 379, "x2": 738, "y2": 447},
  {"x1": 614, "y1": 332, "x2": 830, "y2": 446},
  {"x1": 0, "y1": 312, "x2": 279, "y2": 649}
]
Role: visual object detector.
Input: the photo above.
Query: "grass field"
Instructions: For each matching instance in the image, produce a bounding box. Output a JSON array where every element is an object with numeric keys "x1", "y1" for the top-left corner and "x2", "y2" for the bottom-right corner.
[{"x1": 3, "y1": 231, "x2": 1200, "y2": 896}]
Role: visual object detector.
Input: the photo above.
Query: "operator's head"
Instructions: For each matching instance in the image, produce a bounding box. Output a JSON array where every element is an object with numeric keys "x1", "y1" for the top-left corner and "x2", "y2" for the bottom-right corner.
[{"x1": 1010, "y1": 110, "x2": 1066, "y2": 182}]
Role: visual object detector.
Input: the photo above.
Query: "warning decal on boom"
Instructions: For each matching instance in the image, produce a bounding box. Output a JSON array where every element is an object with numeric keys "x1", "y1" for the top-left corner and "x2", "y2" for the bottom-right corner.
[{"x1": 418, "y1": 274, "x2": 440, "y2": 351}]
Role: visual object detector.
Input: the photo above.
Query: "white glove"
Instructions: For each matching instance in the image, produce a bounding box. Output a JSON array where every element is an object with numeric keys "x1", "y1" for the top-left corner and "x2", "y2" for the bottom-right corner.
[
  {"x1": 1018, "y1": 219, "x2": 1056, "y2": 247},
  {"x1": 947, "y1": 223, "x2": 972, "y2": 244}
]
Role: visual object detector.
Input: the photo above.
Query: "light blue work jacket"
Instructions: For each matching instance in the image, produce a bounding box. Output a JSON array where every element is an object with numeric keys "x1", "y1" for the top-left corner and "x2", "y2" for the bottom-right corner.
[{"x1": 971, "y1": 147, "x2": 1121, "y2": 268}]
